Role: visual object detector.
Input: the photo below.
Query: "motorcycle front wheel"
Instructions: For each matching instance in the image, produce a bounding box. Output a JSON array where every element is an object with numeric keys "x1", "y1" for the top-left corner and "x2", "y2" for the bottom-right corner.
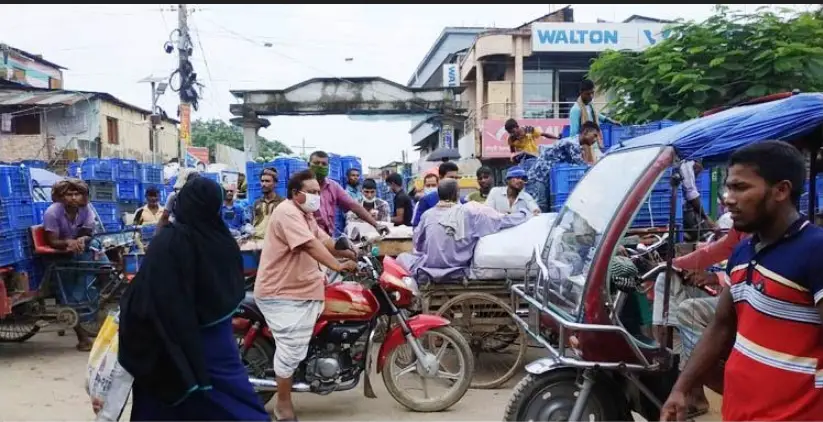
[
  {"x1": 503, "y1": 371, "x2": 623, "y2": 421},
  {"x1": 381, "y1": 325, "x2": 474, "y2": 412}
]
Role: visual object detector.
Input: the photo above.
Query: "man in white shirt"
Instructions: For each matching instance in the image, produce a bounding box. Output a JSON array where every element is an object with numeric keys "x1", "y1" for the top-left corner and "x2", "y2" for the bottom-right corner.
[
  {"x1": 486, "y1": 167, "x2": 541, "y2": 216},
  {"x1": 679, "y1": 159, "x2": 717, "y2": 241}
]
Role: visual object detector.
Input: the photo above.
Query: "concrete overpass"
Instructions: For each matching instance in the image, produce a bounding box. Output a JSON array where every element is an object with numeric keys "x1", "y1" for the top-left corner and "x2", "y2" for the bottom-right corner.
[{"x1": 229, "y1": 77, "x2": 465, "y2": 160}]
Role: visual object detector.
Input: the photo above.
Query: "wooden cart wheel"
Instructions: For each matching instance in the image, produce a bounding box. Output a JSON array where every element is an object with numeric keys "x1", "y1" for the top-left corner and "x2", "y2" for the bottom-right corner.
[{"x1": 436, "y1": 292, "x2": 527, "y2": 389}]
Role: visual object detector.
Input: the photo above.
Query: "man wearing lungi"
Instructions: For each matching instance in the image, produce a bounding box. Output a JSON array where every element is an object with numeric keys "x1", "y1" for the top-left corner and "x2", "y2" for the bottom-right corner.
[{"x1": 254, "y1": 169, "x2": 356, "y2": 421}]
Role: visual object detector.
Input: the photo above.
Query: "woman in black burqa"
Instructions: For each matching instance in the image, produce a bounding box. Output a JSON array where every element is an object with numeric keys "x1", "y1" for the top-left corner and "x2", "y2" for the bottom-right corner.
[{"x1": 119, "y1": 176, "x2": 270, "y2": 421}]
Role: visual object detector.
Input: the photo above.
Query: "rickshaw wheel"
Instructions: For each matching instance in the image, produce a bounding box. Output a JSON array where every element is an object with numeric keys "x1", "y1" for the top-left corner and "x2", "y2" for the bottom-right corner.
[
  {"x1": 504, "y1": 371, "x2": 622, "y2": 422},
  {"x1": 0, "y1": 300, "x2": 43, "y2": 343},
  {"x1": 435, "y1": 292, "x2": 527, "y2": 389}
]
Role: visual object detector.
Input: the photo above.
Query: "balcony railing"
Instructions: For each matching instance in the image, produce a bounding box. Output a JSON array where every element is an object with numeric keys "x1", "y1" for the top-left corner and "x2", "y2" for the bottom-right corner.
[{"x1": 465, "y1": 101, "x2": 608, "y2": 135}]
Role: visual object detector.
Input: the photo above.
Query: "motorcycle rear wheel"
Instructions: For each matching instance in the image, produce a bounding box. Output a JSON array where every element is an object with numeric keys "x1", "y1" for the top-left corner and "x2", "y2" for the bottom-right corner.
[
  {"x1": 381, "y1": 325, "x2": 474, "y2": 412},
  {"x1": 234, "y1": 330, "x2": 275, "y2": 405}
]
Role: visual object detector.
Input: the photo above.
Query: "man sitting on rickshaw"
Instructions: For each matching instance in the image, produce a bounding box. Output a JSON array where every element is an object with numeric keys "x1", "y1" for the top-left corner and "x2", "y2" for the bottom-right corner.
[
  {"x1": 397, "y1": 179, "x2": 531, "y2": 280},
  {"x1": 42, "y1": 179, "x2": 109, "y2": 352}
]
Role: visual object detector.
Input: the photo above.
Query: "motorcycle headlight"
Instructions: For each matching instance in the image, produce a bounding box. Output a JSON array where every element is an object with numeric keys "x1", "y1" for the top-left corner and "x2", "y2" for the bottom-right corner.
[{"x1": 402, "y1": 276, "x2": 419, "y2": 296}]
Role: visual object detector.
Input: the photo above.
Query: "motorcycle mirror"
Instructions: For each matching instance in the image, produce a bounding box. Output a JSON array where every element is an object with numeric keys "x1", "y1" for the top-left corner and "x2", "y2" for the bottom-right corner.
[{"x1": 334, "y1": 236, "x2": 352, "y2": 251}]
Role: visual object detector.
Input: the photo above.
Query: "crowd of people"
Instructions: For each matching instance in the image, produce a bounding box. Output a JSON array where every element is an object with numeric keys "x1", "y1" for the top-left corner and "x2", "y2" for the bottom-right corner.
[{"x1": 70, "y1": 74, "x2": 823, "y2": 422}]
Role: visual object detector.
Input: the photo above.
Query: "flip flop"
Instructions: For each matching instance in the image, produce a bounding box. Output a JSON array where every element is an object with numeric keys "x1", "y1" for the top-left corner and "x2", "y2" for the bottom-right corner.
[{"x1": 686, "y1": 405, "x2": 709, "y2": 419}]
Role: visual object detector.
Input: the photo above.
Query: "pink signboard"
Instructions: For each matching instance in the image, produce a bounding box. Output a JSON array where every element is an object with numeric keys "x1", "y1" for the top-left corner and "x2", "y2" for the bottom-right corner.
[{"x1": 481, "y1": 118, "x2": 569, "y2": 159}]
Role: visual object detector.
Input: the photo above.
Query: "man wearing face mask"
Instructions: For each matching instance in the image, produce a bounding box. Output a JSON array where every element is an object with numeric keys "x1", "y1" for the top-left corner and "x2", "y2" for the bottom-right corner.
[
  {"x1": 255, "y1": 169, "x2": 357, "y2": 421},
  {"x1": 308, "y1": 150, "x2": 385, "y2": 236},
  {"x1": 346, "y1": 178, "x2": 390, "y2": 224}
]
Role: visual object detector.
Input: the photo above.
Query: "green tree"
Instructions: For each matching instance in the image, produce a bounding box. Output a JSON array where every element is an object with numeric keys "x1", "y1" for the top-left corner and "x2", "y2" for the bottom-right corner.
[
  {"x1": 190, "y1": 118, "x2": 292, "y2": 161},
  {"x1": 588, "y1": 6, "x2": 823, "y2": 124}
]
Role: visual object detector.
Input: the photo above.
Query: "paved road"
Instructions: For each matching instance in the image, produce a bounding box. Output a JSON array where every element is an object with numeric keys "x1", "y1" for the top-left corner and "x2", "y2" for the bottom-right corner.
[{"x1": 0, "y1": 333, "x2": 722, "y2": 421}]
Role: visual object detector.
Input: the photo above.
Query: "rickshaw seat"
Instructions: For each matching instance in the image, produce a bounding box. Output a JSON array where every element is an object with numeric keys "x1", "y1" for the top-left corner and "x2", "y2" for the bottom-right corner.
[{"x1": 30, "y1": 225, "x2": 67, "y2": 255}]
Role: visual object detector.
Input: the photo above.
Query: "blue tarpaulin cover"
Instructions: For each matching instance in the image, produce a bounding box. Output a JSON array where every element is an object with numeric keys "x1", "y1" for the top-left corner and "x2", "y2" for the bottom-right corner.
[{"x1": 608, "y1": 93, "x2": 823, "y2": 162}]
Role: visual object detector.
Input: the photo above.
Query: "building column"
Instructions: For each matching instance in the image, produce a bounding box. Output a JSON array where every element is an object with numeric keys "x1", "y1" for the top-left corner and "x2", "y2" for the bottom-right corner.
[
  {"x1": 230, "y1": 114, "x2": 270, "y2": 162},
  {"x1": 475, "y1": 60, "x2": 484, "y2": 157},
  {"x1": 514, "y1": 35, "x2": 524, "y2": 119}
]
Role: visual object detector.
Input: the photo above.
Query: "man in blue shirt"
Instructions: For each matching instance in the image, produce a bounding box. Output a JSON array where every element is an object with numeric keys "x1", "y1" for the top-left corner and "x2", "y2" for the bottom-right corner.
[
  {"x1": 221, "y1": 184, "x2": 246, "y2": 232},
  {"x1": 568, "y1": 79, "x2": 616, "y2": 137},
  {"x1": 411, "y1": 161, "x2": 461, "y2": 227}
]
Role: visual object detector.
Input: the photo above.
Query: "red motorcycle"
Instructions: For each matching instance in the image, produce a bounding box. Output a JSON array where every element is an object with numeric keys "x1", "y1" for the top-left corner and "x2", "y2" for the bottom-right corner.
[{"x1": 232, "y1": 231, "x2": 474, "y2": 412}]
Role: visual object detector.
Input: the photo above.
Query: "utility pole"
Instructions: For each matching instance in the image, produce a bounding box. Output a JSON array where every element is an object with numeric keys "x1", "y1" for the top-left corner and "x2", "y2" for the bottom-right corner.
[
  {"x1": 290, "y1": 138, "x2": 317, "y2": 159},
  {"x1": 177, "y1": 3, "x2": 191, "y2": 167}
]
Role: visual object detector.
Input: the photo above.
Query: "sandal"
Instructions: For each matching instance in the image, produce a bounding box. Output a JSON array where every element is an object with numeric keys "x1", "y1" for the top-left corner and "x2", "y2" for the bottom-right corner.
[
  {"x1": 686, "y1": 405, "x2": 709, "y2": 419},
  {"x1": 76, "y1": 342, "x2": 93, "y2": 352}
]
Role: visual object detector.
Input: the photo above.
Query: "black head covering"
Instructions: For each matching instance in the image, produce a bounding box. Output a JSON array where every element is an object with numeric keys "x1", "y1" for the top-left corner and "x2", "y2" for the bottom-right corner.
[{"x1": 118, "y1": 177, "x2": 245, "y2": 405}]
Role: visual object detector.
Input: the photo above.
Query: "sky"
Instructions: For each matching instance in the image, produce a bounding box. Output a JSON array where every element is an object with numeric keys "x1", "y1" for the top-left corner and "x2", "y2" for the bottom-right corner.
[{"x1": 1, "y1": 3, "x2": 816, "y2": 169}]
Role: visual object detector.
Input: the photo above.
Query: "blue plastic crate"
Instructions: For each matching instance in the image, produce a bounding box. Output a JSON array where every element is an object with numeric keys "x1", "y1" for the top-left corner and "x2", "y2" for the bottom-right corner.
[
  {"x1": 139, "y1": 163, "x2": 163, "y2": 184},
  {"x1": 91, "y1": 201, "x2": 119, "y2": 225},
  {"x1": 123, "y1": 253, "x2": 145, "y2": 275},
  {"x1": 103, "y1": 223, "x2": 122, "y2": 233},
  {"x1": 0, "y1": 165, "x2": 32, "y2": 199},
  {"x1": 139, "y1": 183, "x2": 167, "y2": 204},
  {"x1": 12, "y1": 259, "x2": 44, "y2": 291},
  {"x1": 68, "y1": 162, "x2": 81, "y2": 178},
  {"x1": 0, "y1": 231, "x2": 31, "y2": 267},
  {"x1": 140, "y1": 224, "x2": 157, "y2": 242},
  {"x1": 0, "y1": 198, "x2": 35, "y2": 231},
  {"x1": 117, "y1": 180, "x2": 141, "y2": 202},
  {"x1": 80, "y1": 159, "x2": 115, "y2": 182},
  {"x1": 287, "y1": 158, "x2": 308, "y2": 175},
  {"x1": 20, "y1": 160, "x2": 47, "y2": 169},
  {"x1": 32, "y1": 202, "x2": 51, "y2": 225},
  {"x1": 549, "y1": 164, "x2": 589, "y2": 196},
  {"x1": 202, "y1": 172, "x2": 220, "y2": 183},
  {"x1": 241, "y1": 250, "x2": 260, "y2": 275},
  {"x1": 111, "y1": 158, "x2": 139, "y2": 181}
]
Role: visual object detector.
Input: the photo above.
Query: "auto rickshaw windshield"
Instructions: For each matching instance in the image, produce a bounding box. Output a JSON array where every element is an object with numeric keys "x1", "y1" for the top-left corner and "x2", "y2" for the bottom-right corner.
[{"x1": 538, "y1": 146, "x2": 664, "y2": 319}]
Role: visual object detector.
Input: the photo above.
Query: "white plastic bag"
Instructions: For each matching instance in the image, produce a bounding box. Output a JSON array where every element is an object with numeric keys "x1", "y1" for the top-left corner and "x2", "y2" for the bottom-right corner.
[
  {"x1": 471, "y1": 213, "x2": 557, "y2": 279},
  {"x1": 86, "y1": 309, "x2": 133, "y2": 421}
]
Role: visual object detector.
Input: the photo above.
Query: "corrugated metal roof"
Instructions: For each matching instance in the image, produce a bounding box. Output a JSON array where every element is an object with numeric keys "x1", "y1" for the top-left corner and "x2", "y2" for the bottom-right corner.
[{"x1": 0, "y1": 90, "x2": 95, "y2": 107}]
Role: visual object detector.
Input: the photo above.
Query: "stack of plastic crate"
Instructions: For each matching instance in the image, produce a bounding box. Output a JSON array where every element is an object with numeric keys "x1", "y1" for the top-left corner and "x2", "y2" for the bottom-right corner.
[
  {"x1": 0, "y1": 165, "x2": 35, "y2": 274},
  {"x1": 78, "y1": 159, "x2": 120, "y2": 232},
  {"x1": 138, "y1": 163, "x2": 165, "y2": 205}
]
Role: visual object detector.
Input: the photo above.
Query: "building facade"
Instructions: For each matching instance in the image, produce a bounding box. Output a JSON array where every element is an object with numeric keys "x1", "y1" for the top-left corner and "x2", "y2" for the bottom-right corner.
[
  {"x1": 458, "y1": 8, "x2": 671, "y2": 161},
  {"x1": 0, "y1": 44, "x2": 64, "y2": 89},
  {"x1": 0, "y1": 88, "x2": 178, "y2": 164},
  {"x1": 407, "y1": 27, "x2": 490, "y2": 167}
]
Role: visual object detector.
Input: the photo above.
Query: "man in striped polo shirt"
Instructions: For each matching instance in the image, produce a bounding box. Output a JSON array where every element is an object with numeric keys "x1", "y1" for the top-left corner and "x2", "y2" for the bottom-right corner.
[{"x1": 662, "y1": 140, "x2": 823, "y2": 421}]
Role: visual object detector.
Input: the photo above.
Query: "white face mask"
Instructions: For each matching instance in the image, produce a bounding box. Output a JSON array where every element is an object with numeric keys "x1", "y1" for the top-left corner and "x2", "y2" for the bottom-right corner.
[
  {"x1": 424, "y1": 187, "x2": 437, "y2": 195},
  {"x1": 298, "y1": 192, "x2": 321, "y2": 213},
  {"x1": 363, "y1": 196, "x2": 376, "y2": 203}
]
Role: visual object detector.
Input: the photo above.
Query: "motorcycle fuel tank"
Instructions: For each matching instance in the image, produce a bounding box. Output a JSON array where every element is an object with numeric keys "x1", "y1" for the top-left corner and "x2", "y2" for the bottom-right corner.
[{"x1": 322, "y1": 282, "x2": 378, "y2": 321}]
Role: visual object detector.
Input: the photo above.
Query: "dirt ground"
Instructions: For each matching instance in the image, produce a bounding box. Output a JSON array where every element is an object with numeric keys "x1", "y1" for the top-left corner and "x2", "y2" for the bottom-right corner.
[{"x1": 0, "y1": 333, "x2": 722, "y2": 421}]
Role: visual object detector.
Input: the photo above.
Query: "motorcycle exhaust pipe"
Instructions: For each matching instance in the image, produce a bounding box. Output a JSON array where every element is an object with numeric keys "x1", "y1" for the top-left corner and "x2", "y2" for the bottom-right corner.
[{"x1": 249, "y1": 377, "x2": 312, "y2": 393}]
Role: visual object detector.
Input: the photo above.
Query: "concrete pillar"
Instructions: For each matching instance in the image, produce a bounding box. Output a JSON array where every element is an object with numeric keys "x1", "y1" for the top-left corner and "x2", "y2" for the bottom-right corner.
[
  {"x1": 475, "y1": 60, "x2": 485, "y2": 158},
  {"x1": 514, "y1": 36, "x2": 524, "y2": 119},
  {"x1": 230, "y1": 115, "x2": 271, "y2": 162}
]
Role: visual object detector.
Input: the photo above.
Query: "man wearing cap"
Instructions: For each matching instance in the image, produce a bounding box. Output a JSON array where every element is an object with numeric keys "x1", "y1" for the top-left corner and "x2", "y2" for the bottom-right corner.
[{"x1": 486, "y1": 167, "x2": 541, "y2": 216}]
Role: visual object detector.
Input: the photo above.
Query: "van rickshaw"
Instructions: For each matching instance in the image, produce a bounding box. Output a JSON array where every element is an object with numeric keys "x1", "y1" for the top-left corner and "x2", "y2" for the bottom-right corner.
[
  {"x1": 504, "y1": 92, "x2": 823, "y2": 421},
  {"x1": 0, "y1": 225, "x2": 139, "y2": 342}
]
